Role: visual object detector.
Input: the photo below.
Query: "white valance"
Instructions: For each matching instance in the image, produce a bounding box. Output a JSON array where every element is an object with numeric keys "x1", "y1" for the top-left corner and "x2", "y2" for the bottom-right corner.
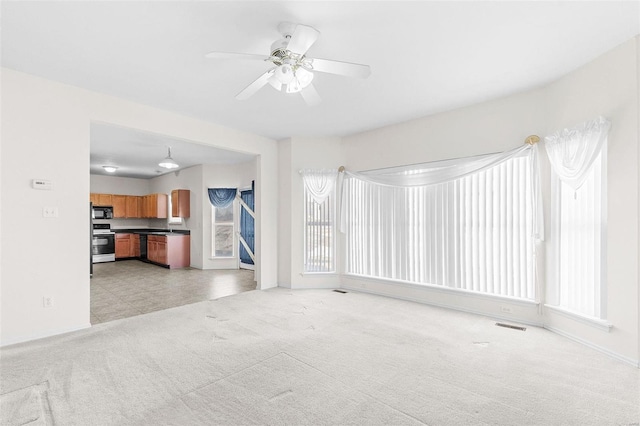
[
  {"x1": 544, "y1": 116, "x2": 610, "y2": 191},
  {"x1": 342, "y1": 143, "x2": 544, "y2": 241},
  {"x1": 345, "y1": 145, "x2": 530, "y2": 187},
  {"x1": 301, "y1": 168, "x2": 338, "y2": 204}
]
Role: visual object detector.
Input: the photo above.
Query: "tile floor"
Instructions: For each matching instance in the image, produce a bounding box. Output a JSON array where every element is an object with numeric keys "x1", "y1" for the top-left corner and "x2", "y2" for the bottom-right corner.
[{"x1": 90, "y1": 260, "x2": 256, "y2": 324}]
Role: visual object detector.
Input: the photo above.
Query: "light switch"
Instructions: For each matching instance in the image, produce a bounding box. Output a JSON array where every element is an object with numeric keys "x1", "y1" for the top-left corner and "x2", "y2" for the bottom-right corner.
[{"x1": 43, "y1": 207, "x2": 59, "y2": 218}]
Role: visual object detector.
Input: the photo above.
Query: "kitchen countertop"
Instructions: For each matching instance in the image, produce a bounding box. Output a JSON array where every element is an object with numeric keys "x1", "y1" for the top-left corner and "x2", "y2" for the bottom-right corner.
[{"x1": 112, "y1": 228, "x2": 190, "y2": 236}]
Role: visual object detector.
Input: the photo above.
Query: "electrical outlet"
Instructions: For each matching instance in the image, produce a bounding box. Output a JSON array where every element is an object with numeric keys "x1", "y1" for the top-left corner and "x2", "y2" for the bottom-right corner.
[
  {"x1": 42, "y1": 207, "x2": 59, "y2": 218},
  {"x1": 500, "y1": 306, "x2": 513, "y2": 314},
  {"x1": 43, "y1": 296, "x2": 54, "y2": 308}
]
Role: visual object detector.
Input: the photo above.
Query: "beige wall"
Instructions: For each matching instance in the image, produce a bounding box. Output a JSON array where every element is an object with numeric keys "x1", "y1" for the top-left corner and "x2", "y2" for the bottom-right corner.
[
  {"x1": 0, "y1": 68, "x2": 278, "y2": 346},
  {"x1": 278, "y1": 137, "x2": 344, "y2": 289}
]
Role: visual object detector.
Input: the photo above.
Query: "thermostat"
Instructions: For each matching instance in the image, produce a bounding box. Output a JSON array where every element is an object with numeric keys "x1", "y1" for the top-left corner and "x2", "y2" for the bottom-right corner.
[{"x1": 32, "y1": 179, "x2": 53, "y2": 190}]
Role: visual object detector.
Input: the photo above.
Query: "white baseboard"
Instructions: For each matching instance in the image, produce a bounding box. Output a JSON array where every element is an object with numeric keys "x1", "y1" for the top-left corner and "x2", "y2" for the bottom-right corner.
[
  {"x1": 544, "y1": 325, "x2": 640, "y2": 369},
  {"x1": 342, "y1": 284, "x2": 544, "y2": 328},
  {"x1": 343, "y1": 282, "x2": 639, "y2": 369},
  {"x1": 0, "y1": 323, "x2": 92, "y2": 348}
]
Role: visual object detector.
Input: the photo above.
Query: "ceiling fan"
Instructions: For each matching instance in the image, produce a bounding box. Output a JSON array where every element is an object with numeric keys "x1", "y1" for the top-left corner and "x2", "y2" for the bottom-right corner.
[{"x1": 205, "y1": 22, "x2": 371, "y2": 106}]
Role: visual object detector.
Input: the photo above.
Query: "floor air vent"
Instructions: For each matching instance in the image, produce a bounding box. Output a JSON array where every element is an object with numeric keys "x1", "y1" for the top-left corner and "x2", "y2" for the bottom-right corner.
[
  {"x1": 333, "y1": 289, "x2": 348, "y2": 294},
  {"x1": 495, "y1": 322, "x2": 526, "y2": 331}
]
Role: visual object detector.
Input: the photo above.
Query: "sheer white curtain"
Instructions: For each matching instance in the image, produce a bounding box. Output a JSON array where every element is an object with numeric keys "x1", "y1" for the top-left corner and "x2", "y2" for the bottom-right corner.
[
  {"x1": 342, "y1": 144, "x2": 542, "y2": 301},
  {"x1": 544, "y1": 116, "x2": 610, "y2": 190},
  {"x1": 301, "y1": 169, "x2": 338, "y2": 273},
  {"x1": 545, "y1": 117, "x2": 609, "y2": 319},
  {"x1": 301, "y1": 169, "x2": 339, "y2": 204}
]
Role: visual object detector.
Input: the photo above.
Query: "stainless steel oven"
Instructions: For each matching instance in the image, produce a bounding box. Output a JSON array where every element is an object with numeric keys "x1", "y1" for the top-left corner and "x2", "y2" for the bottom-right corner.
[{"x1": 92, "y1": 224, "x2": 115, "y2": 263}]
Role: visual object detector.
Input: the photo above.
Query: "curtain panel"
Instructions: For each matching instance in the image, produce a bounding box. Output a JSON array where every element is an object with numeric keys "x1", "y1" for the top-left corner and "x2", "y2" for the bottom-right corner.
[
  {"x1": 301, "y1": 169, "x2": 339, "y2": 204},
  {"x1": 544, "y1": 116, "x2": 610, "y2": 191},
  {"x1": 208, "y1": 188, "x2": 237, "y2": 208}
]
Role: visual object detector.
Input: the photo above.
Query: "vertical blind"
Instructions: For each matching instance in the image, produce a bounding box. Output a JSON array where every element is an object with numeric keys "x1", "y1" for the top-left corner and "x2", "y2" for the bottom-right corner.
[
  {"x1": 304, "y1": 190, "x2": 335, "y2": 273},
  {"x1": 343, "y1": 153, "x2": 536, "y2": 300}
]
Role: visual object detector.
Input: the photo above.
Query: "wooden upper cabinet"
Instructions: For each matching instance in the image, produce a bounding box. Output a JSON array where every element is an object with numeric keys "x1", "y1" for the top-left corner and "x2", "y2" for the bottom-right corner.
[
  {"x1": 112, "y1": 195, "x2": 127, "y2": 218},
  {"x1": 171, "y1": 189, "x2": 190, "y2": 218},
  {"x1": 125, "y1": 196, "x2": 141, "y2": 218},
  {"x1": 90, "y1": 193, "x2": 113, "y2": 206},
  {"x1": 142, "y1": 193, "x2": 168, "y2": 219},
  {"x1": 97, "y1": 193, "x2": 112, "y2": 206},
  {"x1": 90, "y1": 193, "x2": 166, "y2": 218}
]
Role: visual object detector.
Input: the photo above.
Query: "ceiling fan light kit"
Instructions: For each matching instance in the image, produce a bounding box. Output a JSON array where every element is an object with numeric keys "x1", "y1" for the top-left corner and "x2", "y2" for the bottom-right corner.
[
  {"x1": 158, "y1": 146, "x2": 179, "y2": 169},
  {"x1": 205, "y1": 22, "x2": 371, "y2": 106}
]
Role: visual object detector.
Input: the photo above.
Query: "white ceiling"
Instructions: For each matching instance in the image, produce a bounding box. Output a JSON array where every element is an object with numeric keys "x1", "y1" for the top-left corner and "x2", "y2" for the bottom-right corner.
[
  {"x1": 90, "y1": 123, "x2": 256, "y2": 179},
  {"x1": 2, "y1": 1, "x2": 639, "y2": 178}
]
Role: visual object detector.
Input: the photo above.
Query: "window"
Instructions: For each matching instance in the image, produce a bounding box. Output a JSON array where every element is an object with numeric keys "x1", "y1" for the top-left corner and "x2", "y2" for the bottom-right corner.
[
  {"x1": 304, "y1": 187, "x2": 336, "y2": 273},
  {"x1": 550, "y1": 148, "x2": 606, "y2": 318},
  {"x1": 211, "y1": 202, "x2": 234, "y2": 257},
  {"x1": 343, "y1": 151, "x2": 536, "y2": 300}
]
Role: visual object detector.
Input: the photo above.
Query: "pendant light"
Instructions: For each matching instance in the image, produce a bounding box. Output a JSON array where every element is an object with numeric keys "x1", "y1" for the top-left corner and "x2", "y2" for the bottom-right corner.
[{"x1": 159, "y1": 146, "x2": 179, "y2": 169}]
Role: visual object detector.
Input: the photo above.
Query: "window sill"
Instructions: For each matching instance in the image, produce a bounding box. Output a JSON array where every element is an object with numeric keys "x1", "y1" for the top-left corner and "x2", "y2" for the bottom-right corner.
[
  {"x1": 544, "y1": 304, "x2": 612, "y2": 332},
  {"x1": 342, "y1": 273, "x2": 538, "y2": 307},
  {"x1": 209, "y1": 256, "x2": 236, "y2": 260},
  {"x1": 301, "y1": 272, "x2": 338, "y2": 276}
]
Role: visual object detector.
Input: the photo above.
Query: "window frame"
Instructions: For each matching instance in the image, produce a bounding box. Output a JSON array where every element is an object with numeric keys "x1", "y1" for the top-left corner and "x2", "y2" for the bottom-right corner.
[
  {"x1": 548, "y1": 143, "x2": 607, "y2": 320},
  {"x1": 303, "y1": 184, "x2": 337, "y2": 274},
  {"x1": 210, "y1": 200, "x2": 236, "y2": 259},
  {"x1": 342, "y1": 150, "x2": 537, "y2": 301}
]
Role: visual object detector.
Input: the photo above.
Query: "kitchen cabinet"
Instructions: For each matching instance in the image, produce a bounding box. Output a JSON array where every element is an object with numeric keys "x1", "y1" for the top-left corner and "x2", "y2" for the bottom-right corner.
[
  {"x1": 90, "y1": 192, "x2": 167, "y2": 218},
  {"x1": 116, "y1": 233, "x2": 140, "y2": 258},
  {"x1": 126, "y1": 196, "x2": 141, "y2": 218},
  {"x1": 131, "y1": 234, "x2": 140, "y2": 257},
  {"x1": 90, "y1": 193, "x2": 113, "y2": 207},
  {"x1": 143, "y1": 194, "x2": 168, "y2": 219},
  {"x1": 115, "y1": 233, "x2": 131, "y2": 259},
  {"x1": 112, "y1": 195, "x2": 127, "y2": 218},
  {"x1": 147, "y1": 234, "x2": 190, "y2": 268},
  {"x1": 171, "y1": 189, "x2": 190, "y2": 218}
]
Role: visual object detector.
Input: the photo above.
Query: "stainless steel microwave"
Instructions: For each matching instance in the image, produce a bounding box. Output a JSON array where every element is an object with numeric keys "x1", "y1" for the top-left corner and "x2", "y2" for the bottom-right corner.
[{"x1": 92, "y1": 206, "x2": 113, "y2": 219}]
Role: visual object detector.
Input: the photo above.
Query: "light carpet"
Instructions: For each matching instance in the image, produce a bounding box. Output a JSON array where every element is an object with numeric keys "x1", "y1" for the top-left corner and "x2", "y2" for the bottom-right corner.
[{"x1": 1, "y1": 288, "x2": 638, "y2": 425}]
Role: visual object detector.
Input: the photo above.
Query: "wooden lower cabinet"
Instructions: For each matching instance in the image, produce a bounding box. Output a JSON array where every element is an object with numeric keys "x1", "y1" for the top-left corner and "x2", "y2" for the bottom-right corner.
[
  {"x1": 147, "y1": 234, "x2": 190, "y2": 268},
  {"x1": 115, "y1": 233, "x2": 140, "y2": 259},
  {"x1": 115, "y1": 234, "x2": 131, "y2": 259},
  {"x1": 131, "y1": 234, "x2": 140, "y2": 257}
]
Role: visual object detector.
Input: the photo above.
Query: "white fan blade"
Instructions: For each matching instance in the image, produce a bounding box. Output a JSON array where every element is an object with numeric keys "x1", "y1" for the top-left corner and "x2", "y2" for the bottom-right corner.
[
  {"x1": 268, "y1": 75, "x2": 283, "y2": 91},
  {"x1": 300, "y1": 83, "x2": 322, "y2": 106},
  {"x1": 308, "y1": 58, "x2": 371, "y2": 79},
  {"x1": 205, "y1": 51, "x2": 269, "y2": 61},
  {"x1": 236, "y1": 69, "x2": 275, "y2": 100},
  {"x1": 286, "y1": 24, "x2": 320, "y2": 56}
]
